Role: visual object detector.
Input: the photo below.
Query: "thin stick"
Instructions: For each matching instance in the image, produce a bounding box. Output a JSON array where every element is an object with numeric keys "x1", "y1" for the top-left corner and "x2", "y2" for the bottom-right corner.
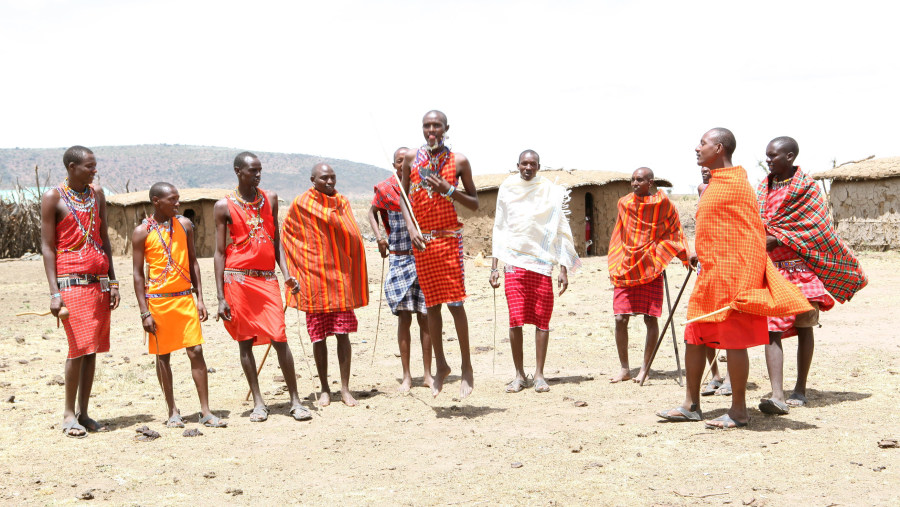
[
  {"x1": 371, "y1": 257, "x2": 385, "y2": 366},
  {"x1": 641, "y1": 267, "x2": 693, "y2": 386},
  {"x1": 663, "y1": 272, "x2": 684, "y2": 387},
  {"x1": 290, "y1": 294, "x2": 320, "y2": 414},
  {"x1": 492, "y1": 286, "x2": 497, "y2": 374},
  {"x1": 393, "y1": 172, "x2": 422, "y2": 237},
  {"x1": 245, "y1": 344, "x2": 271, "y2": 402},
  {"x1": 15, "y1": 311, "x2": 51, "y2": 317},
  {"x1": 683, "y1": 306, "x2": 731, "y2": 325}
]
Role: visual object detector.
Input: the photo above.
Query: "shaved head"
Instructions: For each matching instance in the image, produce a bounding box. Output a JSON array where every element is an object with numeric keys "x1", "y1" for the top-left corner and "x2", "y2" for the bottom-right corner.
[
  {"x1": 519, "y1": 149, "x2": 540, "y2": 164},
  {"x1": 706, "y1": 128, "x2": 736, "y2": 157},
  {"x1": 149, "y1": 181, "x2": 176, "y2": 200},
  {"x1": 63, "y1": 145, "x2": 94, "y2": 169},
  {"x1": 633, "y1": 167, "x2": 654, "y2": 179},
  {"x1": 423, "y1": 110, "x2": 448, "y2": 126},
  {"x1": 769, "y1": 136, "x2": 799, "y2": 157},
  {"x1": 311, "y1": 162, "x2": 333, "y2": 177},
  {"x1": 393, "y1": 147, "x2": 409, "y2": 159},
  {"x1": 234, "y1": 151, "x2": 258, "y2": 170}
]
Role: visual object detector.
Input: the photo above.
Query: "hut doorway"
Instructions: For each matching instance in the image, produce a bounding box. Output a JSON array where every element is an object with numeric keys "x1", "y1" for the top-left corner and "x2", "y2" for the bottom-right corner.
[{"x1": 584, "y1": 192, "x2": 596, "y2": 256}]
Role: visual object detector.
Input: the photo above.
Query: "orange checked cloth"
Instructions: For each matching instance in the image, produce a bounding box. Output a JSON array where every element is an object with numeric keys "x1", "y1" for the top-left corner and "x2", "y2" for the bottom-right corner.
[
  {"x1": 281, "y1": 188, "x2": 369, "y2": 313},
  {"x1": 144, "y1": 218, "x2": 203, "y2": 355},
  {"x1": 686, "y1": 166, "x2": 811, "y2": 348},
  {"x1": 409, "y1": 148, "x2": 466, "y2": 307},
  {"x1": 223, "y1": 190, "x2": 287, "y2": 346},
  {"x1": 607, "y1": 190, "x2": 689, "y2": 287}
]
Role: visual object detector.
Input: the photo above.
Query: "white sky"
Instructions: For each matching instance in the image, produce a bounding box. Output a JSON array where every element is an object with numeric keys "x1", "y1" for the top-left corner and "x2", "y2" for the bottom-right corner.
[{"x1": 2, "y1": 0, "x2": 897, "y2": 191}]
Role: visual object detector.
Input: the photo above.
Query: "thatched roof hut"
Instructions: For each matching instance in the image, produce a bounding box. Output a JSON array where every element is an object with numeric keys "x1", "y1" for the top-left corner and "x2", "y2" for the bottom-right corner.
[
  {"x1": 813, "y1": 156, "x2": 900, "y2": 250},
  {"x1": 456, "y1": 169, "x2": 672, "y2": 257},
  {"x1": 106, "y1": 188, "x2": 231, "y2": 257}
]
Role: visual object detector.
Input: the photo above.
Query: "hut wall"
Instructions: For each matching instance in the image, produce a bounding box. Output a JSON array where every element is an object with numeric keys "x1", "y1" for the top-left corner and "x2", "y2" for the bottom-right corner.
[
  {"x1": 107, "y1": 200, "x2": 219, "y2": 257},
  {"x1": 456, "y1": 190, "x2": 498, "y2": 256},
  {"x1": 829, "y1": 178, "x2": 900, "y2": 251}
]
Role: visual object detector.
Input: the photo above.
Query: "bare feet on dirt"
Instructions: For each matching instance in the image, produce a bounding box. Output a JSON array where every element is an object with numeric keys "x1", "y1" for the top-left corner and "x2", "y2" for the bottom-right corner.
[
  {"x1": 633, "y1": 369, "x2": 649, "y2": 384},
  {"x1": 341, "y1": 389, "x2": 358, "y2": 407},
  {"x1": 398, "y1": 376, "x2": 412, "y2": 394},
  {"x1": 609, "y1": 368, "x2": 631, "y2": 383},
  {"x1": 432, "y1": 365, "x2": 451, "y2": 397},
  {"x1": 459, "y1": 364, "x2": 474, "y2": 399},
  {"x1": 319, "y1": 391, "x2": 331, "y2": 407}
]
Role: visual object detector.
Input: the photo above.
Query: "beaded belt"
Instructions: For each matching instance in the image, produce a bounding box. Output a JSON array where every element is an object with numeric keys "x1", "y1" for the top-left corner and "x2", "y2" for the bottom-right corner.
[
  {"x1": 421, "y1": 228, "x2": 463, "y2": 242},
  {"x1": 772, "y1": 259, "x2": 809, "y2": 273},
  {"x1": 224, "y1": 268, "x2": 277, "y2": 283},
  {"x1": 58, "y1": 274, "x2": 109, "y2": 292},
  {"x1": 146, "y1": 289, "x2": 193, "y2": 299},
  {"x1": 390, "y1": 250, "x2": 414, "y2": 256}
]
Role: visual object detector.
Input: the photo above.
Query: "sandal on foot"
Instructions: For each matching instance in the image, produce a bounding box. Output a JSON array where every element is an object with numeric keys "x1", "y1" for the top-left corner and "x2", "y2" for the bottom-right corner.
[
  {"x1": 199, "y1": 413, "x2": 228, "y2": 428},
  {"x1": 534, "y1": 378, "x2": 550, "y2": 393},
  {"x1": 786, "y1": 392, "x2": 808, "y2": 407},
  {"x1": 715, "y1": 382, "x2": 732, "y2": 396},
  {"x1": 656, "y1": 406, "x2": 702, "y2": 422},
  {"x1": 705, "y1": 414, "x2": 749, "y2": 429},
  {"x1": 166, "y1": 412, "x2": 185, "y2": 428},
  {"x1": 62, "y1": 419, "x2": 88, "y2": 439},
  {"x1": 290, "y1": 406, "x2": 312, "y2": 421},
  {"x1": 758, "y1": 398, "x2": 790, "y2": 415},
  {"x1": 77, "y1": 415, "x2": 109, "y2": 432},
  {"x1": 505, "y1": 378, "x2": 527, "y2": 393},
  {"x1": 249, "y1": 406, "x2": 269, "y2": 422},
  {"x1": 701, "y1": 379, "x2": 723, "y2": 396}
]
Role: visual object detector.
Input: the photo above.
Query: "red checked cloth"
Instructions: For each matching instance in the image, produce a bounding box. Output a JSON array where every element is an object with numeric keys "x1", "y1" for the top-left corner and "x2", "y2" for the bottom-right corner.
[
  {"x1": 613, "y1": 275, "x2": 663, "y2": 317},
  {"x1": 504, "y1": 266, "x2": 554, "y2": 330},
  {"x1": 305, "y1": 311, "x2": 358, "y2": 343}
]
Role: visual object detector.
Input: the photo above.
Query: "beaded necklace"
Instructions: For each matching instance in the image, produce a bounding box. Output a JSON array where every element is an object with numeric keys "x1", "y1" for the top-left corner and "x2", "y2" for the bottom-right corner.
[
  {"x1": 412, "y1": 145, "x2": 451, "y2": 198},
  {"x1": 57, "y1": 180, "x2": 102, "y2": 254},
  {"x1": 144, "y1": 216, "x2": 192, "y2": 288},
  {"x1": 229, "y1": 188, "x2": 272, "y2": 244}
]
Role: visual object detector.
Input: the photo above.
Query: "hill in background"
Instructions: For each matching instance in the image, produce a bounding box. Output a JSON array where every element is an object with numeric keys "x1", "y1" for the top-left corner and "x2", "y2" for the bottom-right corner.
[{"x1": 0, "y1": 145, "x2": 391, "y2": 200}]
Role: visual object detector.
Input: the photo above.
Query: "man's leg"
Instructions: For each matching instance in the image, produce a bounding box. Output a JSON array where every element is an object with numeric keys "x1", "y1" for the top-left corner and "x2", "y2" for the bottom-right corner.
[
  {"x1": 534, "y1": 328, "x2": 550, "y2": 392},
  {"x1": 75, "y1": 353, "x2": 107, "y2": 432},
  {"x1": 63, "y1": 356, "x2": 85, "y2": 436},
  {"x1": 312, "y1": 339, "x2": 331, "y2": 406},
  {"x1": 447, "y1": 304, "x2": 474, "y2": 399},
  {"x1": 427, "y1": 304, "x2": 451, "y2": 397},
  {"x1": 659, "y1": 343, "x2": 706, "y2": 418},
  {"x1": 611, "y1": 314, "x2": 631, "y2": 382},
  {"x1": 415, "y1": 311, "x2": 433, "y2": 388},
  {"x1": 184, "y1": 345, "x2": 211, "y2": 418},
  {"x1": 155, "y1": 353, "x2": 179, "y2": 423},
  {"x1": 764, "y1": 331, "x2": 786, "y2": 404},
  {"x1": 718, "y1": 348, "x2": 751, "y2": 426},
  {"x1": 237, "y1": 340, "x2": 267, "y2": 412},
  {"x1": 270, "y1": 341, "x2": 304, "y2": 412},
  {"x1": 791, "y1": 327, "x2": 815, "y2": 406},
  {"x1": 336, "y1": 334, "x2": 357, "y2": 406},
  {"x1": 397, "y1": 311, "x2": 413, "y2": 392},
  {"x1": 506, "y1": 326, "x2": 526, "y2": 392},
  {"x1": 635, "y1": 315, "x2": 659, "y2": 384}
]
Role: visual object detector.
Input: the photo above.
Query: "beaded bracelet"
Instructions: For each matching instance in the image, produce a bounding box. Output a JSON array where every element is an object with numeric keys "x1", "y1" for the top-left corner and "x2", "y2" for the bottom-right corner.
[
  {"x1": 444, "y1": 185, "x2": 456, "y2": 198},
  {"x1": 50, "y1": 292, "x2": 61, "y2": 300},
  {"x1": 109, "y1": 280, "x2": 120, "y2": 288},
  {"x1": 140, "y1": 311, "x2": 152, "y2": 320}
]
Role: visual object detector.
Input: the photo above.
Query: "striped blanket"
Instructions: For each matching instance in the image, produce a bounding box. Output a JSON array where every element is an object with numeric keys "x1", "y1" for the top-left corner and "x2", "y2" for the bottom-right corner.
[{"x1": 756, "y1": 169, "x2": 867, "y2": 303}]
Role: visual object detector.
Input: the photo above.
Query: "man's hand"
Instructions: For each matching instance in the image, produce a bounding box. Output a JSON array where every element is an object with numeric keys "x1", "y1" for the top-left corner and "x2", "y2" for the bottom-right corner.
[
  {"x1": 142, "y1": 314, "x2": 157, "y2": 335},
  {"x1": 689, "y1": 253, "x2": 699, "y2": 268},
  {"x1": 285, "y1": 276, "x2": 300, "y2": 295},
  {"x1": 377, "y1": 238, "x2": 388, "y2": 258},
  {"x1": 424, "y1": 174, "x2": 451, "y2": 195},
  {"x1": 50, "y1": 296, "x2": 63, "y2": 317},
  {"x1": 217, "y1": 299, "x2": 232, "y2": 321},
  {"x1": 109, "y1": 287, "x2": 120, "y2": 310},
  {"x1": 197, "y1": 300, "x2": 209, "y2": 322},
  {"x1": 489, "y1": 270, "x2": 501, "y2": 289},
  {"x1": 765, "y1": 235, "x2": 779, "y2": 252},
  {"x1": 411, "y1": 230, "x2": 427, "y2": 251},
  {"x1": 558, "y1": 269, "x2": 569, "y2": 296}
]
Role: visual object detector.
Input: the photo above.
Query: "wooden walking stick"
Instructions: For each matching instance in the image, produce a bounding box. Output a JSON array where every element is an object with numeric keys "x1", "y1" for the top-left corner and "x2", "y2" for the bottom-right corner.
[
  {"x1": 641, "y1": 267, "x2": 693, "y2": 386},
  {"x1": 243, "y1": 302, "x2": 287, "y2": 401},
  {"x1": 663, "y1": 272, "x2": 684, "y2": 387},
  {"x1": 370, "y1": 256, "x2": 386, "y2": 366},
  {"x1": 289, "y1": 294, "x2": 320, "y2": 413},
  {"x1": 492, "y1": 286, "x2": 498, "y2": 374},
  {"x1": 393, "y1": 173, "x2": 423, "y2": 239}
]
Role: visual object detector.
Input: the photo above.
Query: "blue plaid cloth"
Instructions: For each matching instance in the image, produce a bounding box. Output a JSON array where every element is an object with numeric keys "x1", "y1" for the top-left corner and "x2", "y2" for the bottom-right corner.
[{"x1": 385, "y1": 210, "x2": 426, "y2": 314}]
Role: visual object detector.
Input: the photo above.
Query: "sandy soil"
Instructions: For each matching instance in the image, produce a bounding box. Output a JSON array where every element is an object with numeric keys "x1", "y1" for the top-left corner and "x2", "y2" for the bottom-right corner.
[{"x1": 0, "y1": 244, "x2": 898, "y2": 505}]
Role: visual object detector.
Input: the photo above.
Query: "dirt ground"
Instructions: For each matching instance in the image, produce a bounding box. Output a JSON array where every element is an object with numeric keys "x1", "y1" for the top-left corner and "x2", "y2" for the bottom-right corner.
[{"x1": 0, "y1": 238, "x2": 898, "y2": 505}]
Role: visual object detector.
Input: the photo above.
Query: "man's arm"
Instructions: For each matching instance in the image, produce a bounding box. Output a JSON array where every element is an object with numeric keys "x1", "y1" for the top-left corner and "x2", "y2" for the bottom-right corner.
[
  {"x1": 400, "y1": 151, "x2": 427, "y2": 250},
  {"x1": 212, "y1": 199, "x2": 232, "y2": 321},
  {"x1": 95, "y1": 187, "x2": 120, "y2": 309},
  {"x1": 271, "y1": 191, "x2": 299, "y2": 296},
  {"x1": 40, "y1": 189, "x2": 63, "y2": 317},
  {"x1": 179, "y1": 216, "x2": 207, "y2": 322},
  {"x1": 131, "y1": 225, "x2": 155, "y2": 335},
  {"x1": 422, "y1": 153, "x2": 478, "y2": 211},
  {"x1": 367, "y1": 204, "x2": 388, "y2": 258}
]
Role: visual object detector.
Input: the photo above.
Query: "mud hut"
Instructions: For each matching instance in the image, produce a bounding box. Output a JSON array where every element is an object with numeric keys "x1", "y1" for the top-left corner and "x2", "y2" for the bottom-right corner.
[
  {"x1": 456, "y1": 170, "x2": 672, "y2": 257},
  {"x1": 813, "y1": 156, "x2": 900, "y2": 251},
  {"x1": 106, "y1": 188, "x2": 231, "y2": 257}
]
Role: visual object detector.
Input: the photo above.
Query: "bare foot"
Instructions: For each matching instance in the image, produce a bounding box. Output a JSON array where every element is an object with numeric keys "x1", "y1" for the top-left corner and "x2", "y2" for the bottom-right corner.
[
  {"x1": 459, "y1": 364, "x2": 474, "y2": 399},
  {"x1": 609, "y1": 368, "x2": 631, "y2": 383},
  {"x1": 423, "y1": 374, "x2": 434, "y2": 390},
  {"x1": 431, "y1": 365, "x2": 451, "y2": 398},
  {"x1": 633, "y1": 369, "x2": 649, "y2": 384},
  {"x1": 398, "y1": 375, "x2": 412, "y2": 394},
  {"x1": 341, "y1": 389, "x2": 358, "y2": 407},
  {"x1": 318, "y1": 391, "x2": 331, "y2": 407}
]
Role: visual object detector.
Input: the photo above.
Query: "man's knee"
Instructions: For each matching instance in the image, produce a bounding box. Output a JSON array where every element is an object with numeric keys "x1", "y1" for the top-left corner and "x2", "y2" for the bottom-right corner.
[
  {"x1": 643, "y1": 315, "x2": 657, "y2": 325},
  {"x1": 614, "y1": 314, "x2": 629, "y2": 325}
]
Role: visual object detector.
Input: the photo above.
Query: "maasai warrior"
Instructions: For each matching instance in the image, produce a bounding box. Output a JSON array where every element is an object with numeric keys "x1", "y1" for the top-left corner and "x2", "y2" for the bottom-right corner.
[
  {"x1": 657, "y1": 128, "x2": 811, "y2": 429},
  {"x1": 489, "y1": 150, "x2": 581, "y2": 393},
  {"x1": 400, "y1": 110, "x2": 480, "y2": 398},
  {"x1": 214, "y1": 152, "x2": 312, "y2": 422},
  {"x1": 132, "y1": 183, "x2": 227, "y2": 428},
  {"x1": 756, "y1": 137, "x2": 867, "y2": 415},
  {"x1": 282, "y1": 163, "x2": 369, "y2": 407},
  {"x1": 367, "y1": 147, "x2": 433, "y2": 393},
  {"x1": 607, "y1": 167, "x2": 690, "y2": 384},
  {"x1": 697, "y1": 166, "x2": 711, "y2": 197},
  {"x1": 40, "y1": 146, "x2": 120, "y2": 438}
]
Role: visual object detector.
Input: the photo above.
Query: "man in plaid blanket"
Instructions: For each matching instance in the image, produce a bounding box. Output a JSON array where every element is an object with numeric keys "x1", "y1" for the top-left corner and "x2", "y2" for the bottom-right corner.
[
  {"x1": 756, "y1": 137, "x2": 867, "y2": 415},
  {"x1": 367, "y1": 147, "x2": 432, "y2": 393}
]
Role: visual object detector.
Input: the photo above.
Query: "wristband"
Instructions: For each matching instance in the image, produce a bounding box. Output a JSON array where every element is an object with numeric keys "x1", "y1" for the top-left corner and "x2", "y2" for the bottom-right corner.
[
  {"x1": 140, "y1": 311, "x2": 152, "y2": 320},
  {"x1": 490, "y1": 268, "x2": 499, "y2": 273},
  {"x1": 444, "y1": 185, "x2": 456, "y2": 198},
  {"x1": 108, "y1": 280, "x2": 119, "y2": 288},
  {"x1": 50, "y1": 293, "x2": 61, "y2": 300}
]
